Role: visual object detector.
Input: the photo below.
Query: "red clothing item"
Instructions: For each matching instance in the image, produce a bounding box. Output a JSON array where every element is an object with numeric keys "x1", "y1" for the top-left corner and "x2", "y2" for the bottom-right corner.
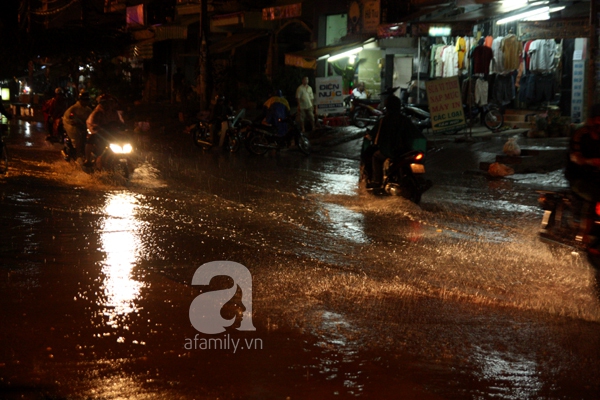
[
  {"x1": 484, "y1": 36, "x2": 493, "y2": 48},
  {"x1": 472, "y1": 45, "x2": 493, "y2": 75},
  {"x1": 523, "y1": 40, "x2": 534, "y2": 71}
]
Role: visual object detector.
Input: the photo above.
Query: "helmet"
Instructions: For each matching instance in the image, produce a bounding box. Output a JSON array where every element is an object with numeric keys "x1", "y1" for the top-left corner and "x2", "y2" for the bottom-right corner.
[
  {"x1": 78, "y1": 90, "x2": 90, "y2": 100},
  {"x1": 55, "y1": 88, "x2": 64, "y2": 95},
  {"x1": 384, "y1": 94, "x2": 401, "y2": 113},
  {"x1": 97, "y1": 94, "x2": 114, "y2": 104}
]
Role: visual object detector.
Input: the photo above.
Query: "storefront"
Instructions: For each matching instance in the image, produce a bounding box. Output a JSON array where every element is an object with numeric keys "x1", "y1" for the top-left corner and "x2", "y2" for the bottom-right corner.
[{"x1": 378, "y1": 3, "x2": 591, "y2": 123}]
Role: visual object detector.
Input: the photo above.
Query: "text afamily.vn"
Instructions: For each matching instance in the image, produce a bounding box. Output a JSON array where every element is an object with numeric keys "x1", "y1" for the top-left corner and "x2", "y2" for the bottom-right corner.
[{"x1": 184, "y1": 334, "x2": 263, "y2": 353}]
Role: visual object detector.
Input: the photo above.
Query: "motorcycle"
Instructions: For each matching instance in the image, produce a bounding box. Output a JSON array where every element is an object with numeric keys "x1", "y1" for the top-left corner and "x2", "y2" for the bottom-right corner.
[
  {"x1": 351, "y1": 86, "x2": 431, "y2": 130},
  {"x1": 461, "y1": 102, "x2": 504, "y2": 132},
  {"x1": 400, "y1": 101, "x2": 431, "y2": 132},
  {"x1": 86, "y1": 125, "x2": 135, "y2": 179},
  {"x1": 361, "y1": 149, "x2": 432, "y2": 204},
  {"x1": 244, "y1": 115, "x2": 311, "y2": 156},
  {"x1": 189, "y1": 109, "x2": 249, "y2": 152},
  {"x1": 349, "y1": 97, "x2": 383, "y2": 128},
  {"x1": 538, "y1": 190, "x2": 600, "y2": 268}
]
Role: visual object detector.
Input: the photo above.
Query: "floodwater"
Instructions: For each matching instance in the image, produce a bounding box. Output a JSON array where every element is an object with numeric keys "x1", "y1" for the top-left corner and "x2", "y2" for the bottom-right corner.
[{"x1": 1, "y1": 119, "x2": 599, "y2": 399}]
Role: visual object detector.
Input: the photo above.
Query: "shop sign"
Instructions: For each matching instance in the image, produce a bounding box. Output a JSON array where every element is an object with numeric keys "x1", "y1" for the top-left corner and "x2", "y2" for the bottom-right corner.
[
  {"x1": 126, "y1": 4, "x2": 144, "y2": 27},
  {"x1": 363, "y1": 1, "x2": 380, "y2": 32},
  {"x1": 315, "y1": 76, "x2": 345, "y2": 115},
  {"x1": 426, "y1": 77, "x2": 466, "y2": 134},
  {"x1": 284, "y1": 54, "x2": 316, "y2": 69},
  {"x1": 378, "y1": 22, "x2": 406, "y2": 38},
  {"x1": 411, "y1": 22, "x2": 473, "y2": 37},
  {"x1": 518, "y1": 18, "x2": 590, "y2": 41},
  {"x1": 571, "y1": 60, "x2": 586, "y2": 123},
  {"x1": 262, "y1": 3, "x2": 302, "y2": 21},
  {"x1": 348, "y1": 0, "x2": 380, "y2": 34}
]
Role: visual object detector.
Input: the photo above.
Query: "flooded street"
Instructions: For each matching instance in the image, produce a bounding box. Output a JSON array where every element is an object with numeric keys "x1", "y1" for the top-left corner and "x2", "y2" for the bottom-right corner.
[{"x1": 1, "y1": 119, "x2": 600, "y2": 399}]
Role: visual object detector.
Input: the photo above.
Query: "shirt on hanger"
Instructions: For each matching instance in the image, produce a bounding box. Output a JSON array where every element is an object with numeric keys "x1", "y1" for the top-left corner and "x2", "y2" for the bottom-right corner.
[{"x1": 456, "y1": 36, "x2": 467, "y2": 69}]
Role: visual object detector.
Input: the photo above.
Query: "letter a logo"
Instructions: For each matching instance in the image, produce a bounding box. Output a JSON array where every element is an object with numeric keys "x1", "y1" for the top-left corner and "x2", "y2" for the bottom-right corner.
[{"x1": 189, "y1": 261, "x2": 256, "y2": 334}]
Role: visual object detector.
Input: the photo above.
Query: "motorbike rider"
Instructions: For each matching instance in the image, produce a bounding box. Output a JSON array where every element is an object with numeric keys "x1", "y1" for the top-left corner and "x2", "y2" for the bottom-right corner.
[
  {"x1": 362, "y1": 94, "x2": 412, "y2": 189},
  {"x1": 84, "y1": 94, "x2": 124, "y2": 167},
  {"x1": 262, "y1": 89, "x2": 290, "y2": 144},
  {"x1": 209, "y1": 94, "x2": 233, "y2": 148},
  {"x1": 565, "y1": 104, "x2": 600, "y2": 251},
  {"x1": 42, "y1": 88, "x2": 69, "y2": 142},
  {"x1": 62, "y1": 90, "x2": 92, "y2": 161}
]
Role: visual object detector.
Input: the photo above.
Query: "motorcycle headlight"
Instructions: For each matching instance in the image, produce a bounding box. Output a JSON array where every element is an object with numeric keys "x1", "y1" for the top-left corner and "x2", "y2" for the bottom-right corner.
[{"x1": 110, "y1": 143, "x2": 133, "y2": 154}]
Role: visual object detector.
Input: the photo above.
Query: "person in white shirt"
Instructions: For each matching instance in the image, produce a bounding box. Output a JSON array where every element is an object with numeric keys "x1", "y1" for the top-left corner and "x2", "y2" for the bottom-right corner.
[
  {"x1": 295, "y1": 76, "x2": 316, "y2": 133},
  {"x1": 352, "y1": 82, "x2": 368, "y2": 99}
]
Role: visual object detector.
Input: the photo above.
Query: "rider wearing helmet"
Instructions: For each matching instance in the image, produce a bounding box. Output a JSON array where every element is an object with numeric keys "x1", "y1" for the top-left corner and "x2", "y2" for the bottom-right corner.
[
  {"x1": 84, "y1": 94, "x2": 123, "y2": 166},
  {"x1": 263, "y1": 89, "x2": 290, "y2": 138},
  {"x1": 62, "y1": 90, "x2": 92, "y2": 160},
  {"x1": 362, "y1": 94, "x2": 412, "y2": 189}
]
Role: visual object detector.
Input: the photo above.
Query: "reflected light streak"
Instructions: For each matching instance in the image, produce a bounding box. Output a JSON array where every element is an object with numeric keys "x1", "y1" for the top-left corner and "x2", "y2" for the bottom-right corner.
[{"x1": 99, "y1": 192, "x2": 144, "y2": 326}]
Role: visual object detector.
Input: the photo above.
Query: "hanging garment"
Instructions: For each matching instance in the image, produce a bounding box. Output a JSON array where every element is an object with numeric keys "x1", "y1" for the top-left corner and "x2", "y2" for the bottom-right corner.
[
  {"x1": 463, "y1": 37, "x2": 474, "y2": 70},
  {"x1": 475, "y1": 78, "x2": 489, "y2": 106},
  {"x1": 534, "y1": 73, "x2": 557, "y2": 103},
  {"x1": 529, "y1": 39, "x2": 557, "y2": 73},
  {"x1": 484, "y1": 36, "x2": 494, "y2": 48},
  {"x1": 523, "y1": 40, "x2": 534, "y2": 72},
  {"x1": 492, "y1": 74, "x2": 514, "y2": 104},
  {"x1": 518, "y1": 74, "x2": 529, "y2": 102},
  {"x1": 456, "y1": 36, "x2": 467, "y2": 69},
  {"x1": 472, "y1": 45, "x2": 493, "y2": 75},
  {"x1": 491, "y1": 36, "x2": 505, "y2": 74},
  {"x1": 430, "y1": 44, "x2": 439, "y2": 78},
  {"x1": 442, "y1": 45, "x2": 459, "y2": 77},
  {"x1": 501, "y1": 34, "x2": 520, "y2": 71}
]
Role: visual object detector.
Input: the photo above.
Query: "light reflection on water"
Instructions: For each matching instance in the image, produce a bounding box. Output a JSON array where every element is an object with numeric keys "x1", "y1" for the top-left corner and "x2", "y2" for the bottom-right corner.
[
  {"x1": 318, "y1": 202, "x2": 369, "y2": 244},
  {"x1": 98, "y1": 192, "x2": 144, "y2": 326},
  {"x1": 312, "y1": 311, "x2": 364, "y2": 396},
  {"x1": 471, "y1": 346, "x2": 543, "y2": 399}
]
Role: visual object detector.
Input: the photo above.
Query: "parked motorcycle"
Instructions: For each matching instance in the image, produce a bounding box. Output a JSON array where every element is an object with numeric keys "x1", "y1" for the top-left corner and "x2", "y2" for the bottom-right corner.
[
  {"x1": 244, "y1": 115, "x2": 311, "y2": 155},
  {"x1": 189, "y1": 109, "x2": 250, "y2": 152},
  {"x1": 400, "y1": 101, "x2": 431, "y2": 132},
  {"x1": 86, "y1": 125, "x2": 135, "y2": 179},
  {"x1": 349, "y1": 97, "x2": 384, "y2": 128},
  {"x1": 462, "y1": 103, "x2": 504, "y2": 131},
  {"x1": 361, "y1": 149, "x2": 432, "y2": 204},
  {"x1": 538, "y1": 190, "x2": 600, "y2": 268}
]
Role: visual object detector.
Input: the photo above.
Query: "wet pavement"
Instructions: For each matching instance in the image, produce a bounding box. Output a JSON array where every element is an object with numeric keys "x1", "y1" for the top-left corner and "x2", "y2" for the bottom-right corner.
[{"x1": 1, "y1": 111, "x2": 599, "y2": 399}]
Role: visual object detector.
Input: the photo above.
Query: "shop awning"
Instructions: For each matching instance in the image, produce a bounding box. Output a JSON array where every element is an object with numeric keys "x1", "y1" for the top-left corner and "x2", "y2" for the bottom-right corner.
[
  {"x1": 403, "y1": 0, "x2": 589, "y2": 24},
  {"x1": 284, "y1": 39, "x2": 370, "y2": 69},
  {"x1": 209, "y1": 30, "x2": 269, "y2": 54}
]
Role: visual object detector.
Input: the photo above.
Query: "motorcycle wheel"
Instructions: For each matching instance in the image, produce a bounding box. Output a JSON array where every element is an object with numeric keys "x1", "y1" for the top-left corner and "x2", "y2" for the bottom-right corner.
[
  {"x1": 400, "y1": 176, "x2": 422, "y2": 204},
  {"x1": 192, "y1": 124, "x2": 212, "y2": 150},
  {"x1": 115, "y1": 160, "x2": 130, "y2": 179},
  {"x1": 226, "y1": 130, "x2": 240, "y2": 153},
  {"x1": 352, "y1": 108, "x2": 369, "y2": 129},
  {"x1": 297, "y1": 134, "x2": 311, "y2": 155},
  {"x1": 248, "y1": 133, "x2": 269, "y2": 155},
  {"x1": 484, "y1": 108, "x2": 504, "y2": 131}
]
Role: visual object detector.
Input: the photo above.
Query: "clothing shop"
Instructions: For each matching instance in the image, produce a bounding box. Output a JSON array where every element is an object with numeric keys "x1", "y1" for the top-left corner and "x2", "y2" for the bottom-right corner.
[{"x1": 379, "y1": 7, "x2": 591, "y2": 121}]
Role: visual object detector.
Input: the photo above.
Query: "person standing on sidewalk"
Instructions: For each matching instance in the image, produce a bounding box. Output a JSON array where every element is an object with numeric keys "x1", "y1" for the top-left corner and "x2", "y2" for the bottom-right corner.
[{"x1": 295, "y1": 76, "x2": 316, "y2": 133}]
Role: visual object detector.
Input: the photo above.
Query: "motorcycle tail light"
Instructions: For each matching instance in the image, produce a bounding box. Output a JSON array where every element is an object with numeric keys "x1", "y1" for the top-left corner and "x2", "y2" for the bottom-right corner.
[
  {"x1": 414, "y1": 152, "x2": 424, "y2": 161},
  {"x1": 595, "y1": 202, "x2": 600, "y2": 216}
]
